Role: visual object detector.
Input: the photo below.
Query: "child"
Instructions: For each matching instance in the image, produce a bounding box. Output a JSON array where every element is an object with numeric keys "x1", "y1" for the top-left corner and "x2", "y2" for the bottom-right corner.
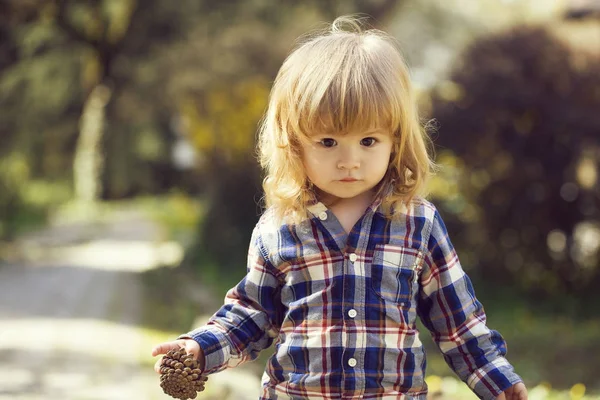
[{"x1": 152, "y1": 16, "x2": 528, "y2": 400}]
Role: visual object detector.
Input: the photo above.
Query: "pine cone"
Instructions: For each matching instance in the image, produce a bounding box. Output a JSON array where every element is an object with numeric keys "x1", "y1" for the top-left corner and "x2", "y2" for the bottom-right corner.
[{"x1": 159, "y1": 347, "x2": 208, "y2": 400}]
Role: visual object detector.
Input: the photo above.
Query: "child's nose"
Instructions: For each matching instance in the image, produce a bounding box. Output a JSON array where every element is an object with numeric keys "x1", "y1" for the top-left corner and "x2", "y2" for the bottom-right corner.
[{"x1": 337, "y1": 147, "x2": 360, "y2": 170}]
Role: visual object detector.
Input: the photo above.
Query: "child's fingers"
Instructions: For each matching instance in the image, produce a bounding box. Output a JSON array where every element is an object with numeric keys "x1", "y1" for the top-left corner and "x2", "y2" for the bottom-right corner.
[
  {"x1": 183, "y1": 339, "x2": 201, "y2": 360},
  {"x1": 152, "y1": 339, "x2": 202, "y2": 374},
  {"x1": 518, "y1": 387, "x2": 528, "y2": 400},
  {"x1": 151, "y1": 340, "x2": 184, "y2": 357},
  {"x1": 514, "y1": 383, "x2": 527, "y2": 400},
  {"x1": 154, "y1": 356, "x2": 164, "y2": 374}
]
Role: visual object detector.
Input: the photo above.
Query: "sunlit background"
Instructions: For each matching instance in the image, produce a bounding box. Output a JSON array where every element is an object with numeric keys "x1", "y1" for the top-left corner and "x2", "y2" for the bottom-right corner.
[{"x1": 1, "y1": 0, "x2": 599, "y2": 399}]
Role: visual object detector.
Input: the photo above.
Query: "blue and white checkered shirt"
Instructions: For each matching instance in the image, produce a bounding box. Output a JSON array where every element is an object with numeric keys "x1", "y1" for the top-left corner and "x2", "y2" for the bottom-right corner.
[{"x1": 184, "y1": 196, "x2": 522, "y2": 399}]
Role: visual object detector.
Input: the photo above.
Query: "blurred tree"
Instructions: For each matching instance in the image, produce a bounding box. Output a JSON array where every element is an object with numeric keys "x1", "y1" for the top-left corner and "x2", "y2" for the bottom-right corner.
[
  {"x1": 430, "y1": 25, "x2": 600, "y2": 307},
  {"x1": 0, "y1": 0, "x2": 204, "y2": 204},
  {"x1": 0, "y1": 0, "x2": 80, "y2": 237},
  {"x1": 52, "y1": 0, "x2": 139, "y2": 205},
  {"x1": 0, "y1": 0, "x2": 405, "y2": 265}
]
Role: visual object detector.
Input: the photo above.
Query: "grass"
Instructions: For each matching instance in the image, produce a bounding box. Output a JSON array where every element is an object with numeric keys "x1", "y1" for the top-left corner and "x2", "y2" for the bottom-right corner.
[
  {"x1": 135, "y1": 192, "x2": 205, "y2": 245},
  {"x1": 416, "y1": 281, "x2": 600, "y2": 397},
  {"x1": 139, "y1": 265, "x2": 212, "y2": 334},
  {"x1": 424, "y1": 375, "x2": 599, "y2": 399}
]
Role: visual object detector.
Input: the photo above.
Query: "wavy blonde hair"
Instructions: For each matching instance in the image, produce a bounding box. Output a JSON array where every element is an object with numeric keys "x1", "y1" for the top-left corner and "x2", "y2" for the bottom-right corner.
[{"x1": 258, "y1": 15, "x2": 435, "y2": 224}]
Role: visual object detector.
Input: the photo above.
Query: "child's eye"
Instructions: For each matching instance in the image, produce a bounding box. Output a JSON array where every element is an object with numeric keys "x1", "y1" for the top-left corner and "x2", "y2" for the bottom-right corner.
[
  {"x1": 319, "y1": 138, "x2": 337, "y2": 147},
  {"x1": 360, "y1": 137, "x2": 377, "y2": 147}
]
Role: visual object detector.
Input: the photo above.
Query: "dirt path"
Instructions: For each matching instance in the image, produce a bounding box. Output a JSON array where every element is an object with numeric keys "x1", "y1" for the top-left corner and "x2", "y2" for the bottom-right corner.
[
  {"x1": 0, "y1": 210, "x2": 170, "y2": 399},
  {"x1": 0, "y1": 208, "x2": 260, "y2": 400}
]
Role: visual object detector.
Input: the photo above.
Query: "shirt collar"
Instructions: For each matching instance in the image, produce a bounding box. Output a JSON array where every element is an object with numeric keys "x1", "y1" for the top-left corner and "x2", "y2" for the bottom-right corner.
[
  {"x1": 306, "y1": 201, "x2": 328, "y2": 217},
  {"x1": 306, "y1": 184, "x2": 392, "y2": 218}
]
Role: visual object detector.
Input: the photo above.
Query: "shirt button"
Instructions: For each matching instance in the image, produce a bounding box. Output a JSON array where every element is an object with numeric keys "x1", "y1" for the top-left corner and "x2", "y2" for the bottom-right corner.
[
  {"x1": 319, "y1": 211, "x2": 328, "y2": 220},
  {"x1": 348, "y1": 309, "x2": 357, "y2": 318},
  {"x1": 348, "y1": 358, "x2": 357, "y2": 367},
  {"x1": 349, "y1": 253, "x2": 358, "y2": 262}
]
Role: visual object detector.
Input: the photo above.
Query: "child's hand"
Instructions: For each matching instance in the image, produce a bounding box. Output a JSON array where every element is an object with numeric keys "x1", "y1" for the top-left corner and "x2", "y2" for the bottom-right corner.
[
  {"x1": 496, "y1": 382, "x2": 528, "y2": 400},
  {"x1": 151, "y1": 339, "x2": 205, "y2": 373}
]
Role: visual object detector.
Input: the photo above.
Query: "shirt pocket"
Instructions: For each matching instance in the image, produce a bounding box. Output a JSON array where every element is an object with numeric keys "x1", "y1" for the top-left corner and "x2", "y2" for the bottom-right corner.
[{"x1": 371, "y1": 244, "x2": 422, "y2": 306}]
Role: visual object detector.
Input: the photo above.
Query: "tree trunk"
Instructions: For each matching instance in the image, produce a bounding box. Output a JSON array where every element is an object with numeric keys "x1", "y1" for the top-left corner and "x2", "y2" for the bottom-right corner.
[{"x1": 73, "y1": 84, "x2": 112, "y2": 203}]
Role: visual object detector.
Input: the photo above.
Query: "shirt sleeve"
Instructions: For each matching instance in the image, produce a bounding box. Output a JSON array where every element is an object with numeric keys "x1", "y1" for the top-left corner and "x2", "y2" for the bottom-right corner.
[
  {"x1": 180, "y1": 225, "x2": 283, "y2": 374},
  {"x1": 417, "y1": 208, "x2": 523, "y2": 400}
]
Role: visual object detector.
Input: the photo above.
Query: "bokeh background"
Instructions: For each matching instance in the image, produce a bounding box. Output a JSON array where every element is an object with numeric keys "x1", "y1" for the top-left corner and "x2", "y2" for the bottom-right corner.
[{"x1": 1, "y1": 0, "x2": 599, "y2": 399}]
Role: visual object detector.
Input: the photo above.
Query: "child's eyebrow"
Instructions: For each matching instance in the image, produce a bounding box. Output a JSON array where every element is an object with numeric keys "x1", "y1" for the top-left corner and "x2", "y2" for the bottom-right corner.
[
  {"x1": 353, "y1": 129, "x2": 389, "y2": 136},
  {"x1": 311, "y1": 129, "x2": 387, "y2": 137},
  {"x1": 308, "y1": 131, "x2": 340, "y2": 138}
]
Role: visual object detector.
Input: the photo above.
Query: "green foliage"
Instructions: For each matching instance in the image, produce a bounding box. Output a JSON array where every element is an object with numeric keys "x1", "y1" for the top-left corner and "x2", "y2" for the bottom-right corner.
[
  {"x1": 183, "y1": 78, "x2": 269, "y2": 159},
  {"x1": 185, "y1": 156, "x2": 263, "y2": 292},
  {"x1": 0, "y1": 154, "x2": 71, "y2": 239},
  {"x1": 430, "y1": 24, "x2": 600, "y2": 303},
  {"x1": 140, "y1": 266, "x2": 203, "y2": 333},
  {"x1": 0, "y1": 0, "x2": 403, "y2": 240},
  {"x1": 140, "y1": 192, "x2": 205, "y2": 245},
  {"x1": 425, "y1": 375, "x2": 600, "y2": 399},
  {"x1": 0, "y1": 22, "x2": 82, "y2": 178},
  {"x1": 417, "y1": 279, "x2": 600, "y2": 393}
]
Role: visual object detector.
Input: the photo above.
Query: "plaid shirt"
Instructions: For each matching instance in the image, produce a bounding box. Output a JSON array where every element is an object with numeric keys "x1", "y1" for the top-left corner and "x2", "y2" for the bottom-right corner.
[{"x1": 185, "y1": 197, "x2": 522, "y2": 399}]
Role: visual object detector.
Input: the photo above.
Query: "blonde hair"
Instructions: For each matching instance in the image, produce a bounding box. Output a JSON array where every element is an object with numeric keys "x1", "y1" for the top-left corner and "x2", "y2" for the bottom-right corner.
[{"x1": 258, "y1": 15, "x2": 435, "y2": 224}]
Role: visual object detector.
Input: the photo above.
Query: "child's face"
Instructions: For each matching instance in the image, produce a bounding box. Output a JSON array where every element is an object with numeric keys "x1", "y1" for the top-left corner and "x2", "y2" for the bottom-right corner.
[{"x1": 301, "y1": 129, "x2": 393, "y2": 204}]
